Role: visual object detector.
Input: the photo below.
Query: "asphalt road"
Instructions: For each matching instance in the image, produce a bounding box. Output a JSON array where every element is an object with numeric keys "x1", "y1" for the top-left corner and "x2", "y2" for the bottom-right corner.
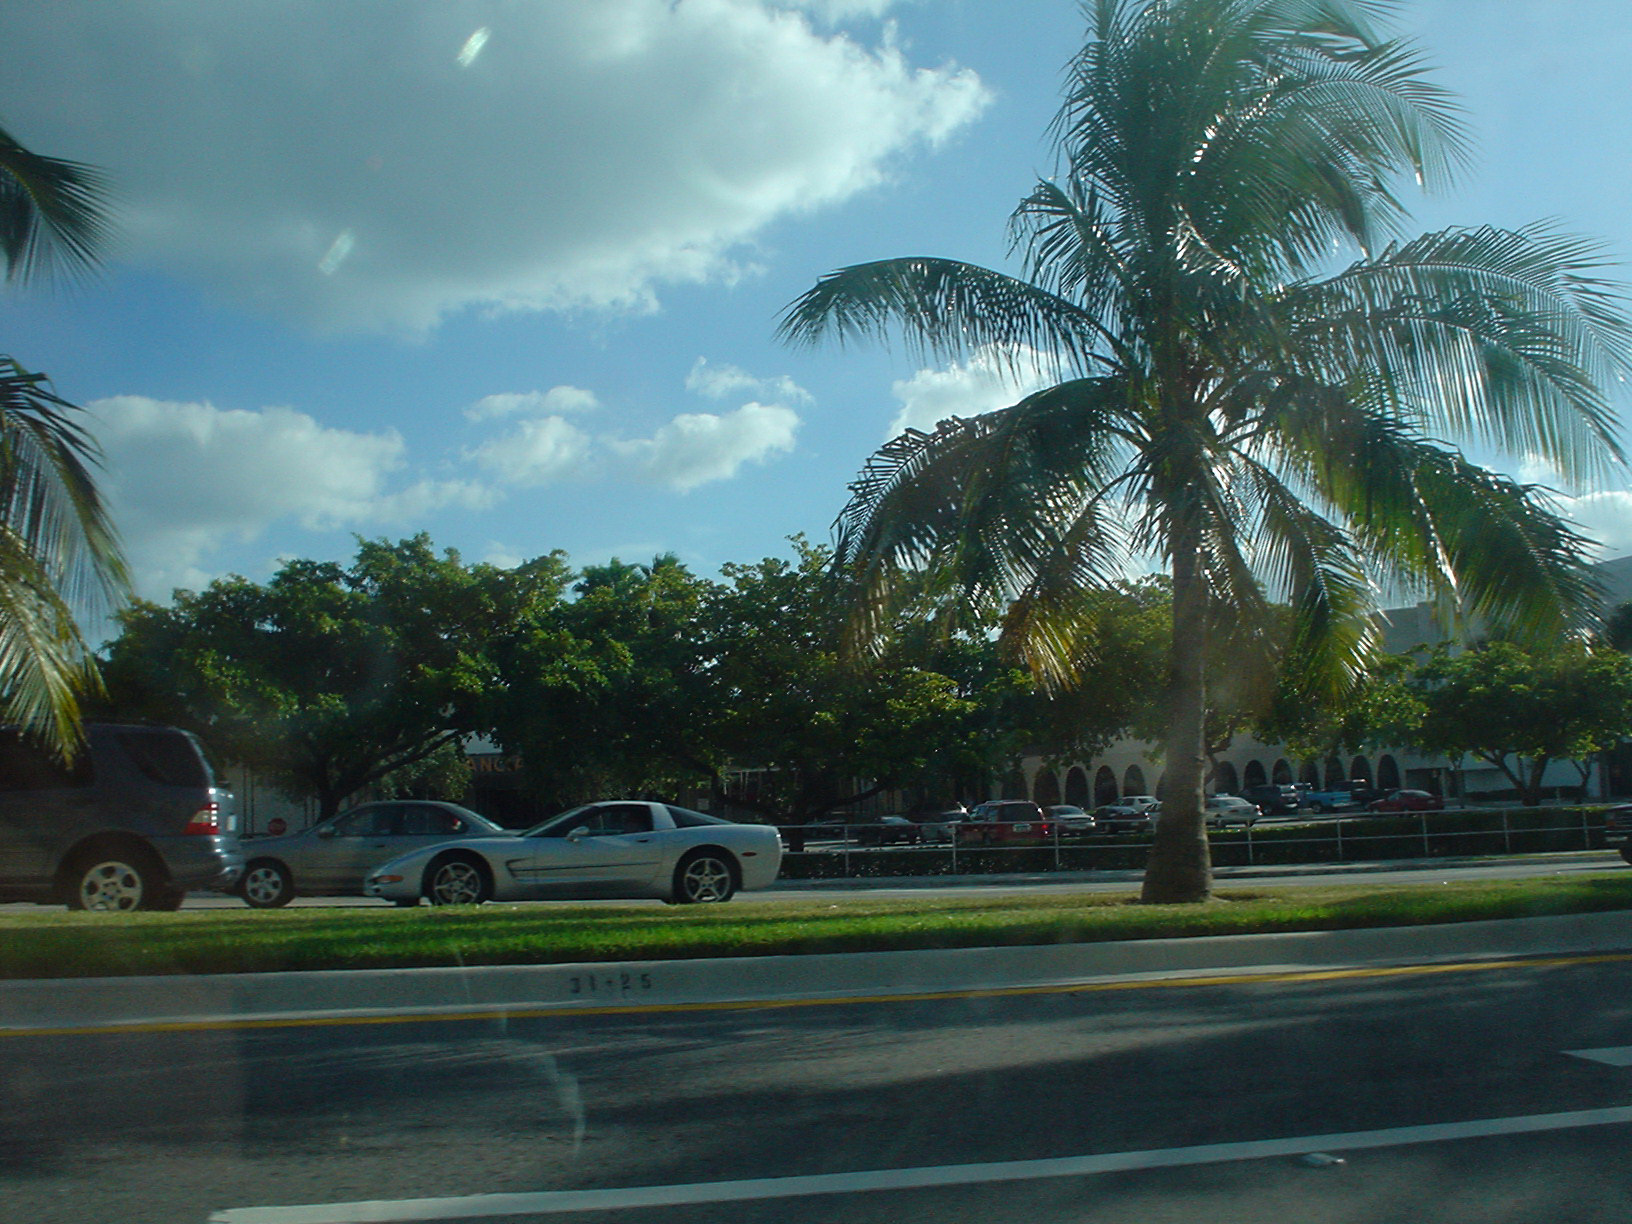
[{"x1": 5, "y1": 949, "x2": 1632, "y2": 1223}]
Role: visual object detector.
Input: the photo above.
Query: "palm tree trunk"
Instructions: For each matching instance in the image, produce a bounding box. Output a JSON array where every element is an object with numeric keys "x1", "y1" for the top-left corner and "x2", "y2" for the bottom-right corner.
[{"x1": 1141, "y1": 526, "x2": 1213, "y2": 903}]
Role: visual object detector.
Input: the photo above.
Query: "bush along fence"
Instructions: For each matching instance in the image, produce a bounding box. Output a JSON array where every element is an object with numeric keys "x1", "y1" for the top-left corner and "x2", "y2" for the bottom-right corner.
[{"x1": 776, "y1": 806, "x2": 1613, "y2": 881}]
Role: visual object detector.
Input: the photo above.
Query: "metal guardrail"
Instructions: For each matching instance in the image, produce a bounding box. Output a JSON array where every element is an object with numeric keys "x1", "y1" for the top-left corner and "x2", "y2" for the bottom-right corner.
[{"x1": 782, "y1": 806, "x2": 1611, "y2": 877}]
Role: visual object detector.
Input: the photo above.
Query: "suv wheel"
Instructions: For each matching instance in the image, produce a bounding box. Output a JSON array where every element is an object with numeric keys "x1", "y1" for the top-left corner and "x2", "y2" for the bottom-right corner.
[{"x1": 67, "y1": 852, "x2": 160, "y2": 912}]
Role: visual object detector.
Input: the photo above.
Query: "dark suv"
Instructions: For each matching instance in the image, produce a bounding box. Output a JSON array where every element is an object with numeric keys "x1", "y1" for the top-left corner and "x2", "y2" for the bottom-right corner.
[
  {"x1": 0, "y1": 724, "x2": 243, "y2": 910},
  {"x1": 1240, "y1": 783, "x2": 1302, "y2": 816}
]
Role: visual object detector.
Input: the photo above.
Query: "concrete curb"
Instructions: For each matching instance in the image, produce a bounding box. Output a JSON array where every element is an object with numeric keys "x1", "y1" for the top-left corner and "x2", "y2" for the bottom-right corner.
[{"x1": 5, "y1": 909, "x2": 1631, "y2": 1034}]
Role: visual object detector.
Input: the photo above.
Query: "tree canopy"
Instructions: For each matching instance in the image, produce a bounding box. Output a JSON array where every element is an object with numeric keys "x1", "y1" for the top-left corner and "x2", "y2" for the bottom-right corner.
[
  {"x1": 103, "y1": 536, "x2": 570, "y2": 818},
  {"x1": 1407, "y1": 642, "x2": 1632, "y2": 804}
]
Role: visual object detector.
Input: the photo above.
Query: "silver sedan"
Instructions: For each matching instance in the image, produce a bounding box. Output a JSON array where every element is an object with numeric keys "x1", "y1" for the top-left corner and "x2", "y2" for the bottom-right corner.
[
  {"x1": 237, "y1": 801, "x2": 512, "y2": 907},
  {"x1": 364, "y1": 800, "x2": 783, "y2": 906}
]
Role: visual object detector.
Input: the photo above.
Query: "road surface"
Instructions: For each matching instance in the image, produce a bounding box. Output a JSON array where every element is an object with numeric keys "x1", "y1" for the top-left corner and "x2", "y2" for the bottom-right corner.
[{"x1": 4, "y1": 943, "x2": 1632, "y2": 1222}]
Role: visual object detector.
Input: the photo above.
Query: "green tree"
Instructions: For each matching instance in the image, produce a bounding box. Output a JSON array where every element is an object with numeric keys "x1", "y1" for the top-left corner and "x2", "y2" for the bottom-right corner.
[
  {"x1": 0, "y1": 122, "x2": 126, "y2": 752},
  {"x1": 701, "y1": 539, "x2": 983, "y2": 823},
  {"x1": 103, "y1": 536, "x2": 569, "y2": 818},
  {"x1": 780, "y1": 0, "x2": 1630, "y2": 901},
  {"x1": 489, "y1": 554, "x2": 720, "y2": 806},
  {"x1": 1408, "y1": 643, "x2": 1632, "y2": 805}
]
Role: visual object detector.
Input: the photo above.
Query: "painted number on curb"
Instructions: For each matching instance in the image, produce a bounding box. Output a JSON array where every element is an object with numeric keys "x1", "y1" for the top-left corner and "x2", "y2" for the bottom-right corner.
[{"x1": 567, "y1": 972, "x2": 654, "y2": 997}]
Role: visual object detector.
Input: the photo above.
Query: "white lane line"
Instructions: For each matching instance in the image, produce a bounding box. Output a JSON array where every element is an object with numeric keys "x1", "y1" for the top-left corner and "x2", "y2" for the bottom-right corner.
[
  {"x1": 210, "y1": 1104, "x2": 1632, "y2": 1223},
  {"x1": 1567, "y1": 1046, "x2": 1632, "y2": 1066}
]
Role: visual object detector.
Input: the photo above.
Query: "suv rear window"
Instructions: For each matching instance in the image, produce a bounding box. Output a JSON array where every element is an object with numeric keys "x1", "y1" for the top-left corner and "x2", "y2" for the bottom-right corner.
[
  {"x1": 0, "y1": 731, "x2": 93, "y2": 790},
  {"x1": 115, "y1": 729, "x2": 210, "y2": 788}
]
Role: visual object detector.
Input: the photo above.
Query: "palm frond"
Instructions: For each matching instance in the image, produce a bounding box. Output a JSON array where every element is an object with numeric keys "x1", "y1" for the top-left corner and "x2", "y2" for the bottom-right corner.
[
  {"x1": 0, "y1": 122, "x2": 111, "y2": 285},
  {"x1": 778, "y1": 257, "x2": 1117, "y2": 375},
  {"x1": 1287, "y1": 223, "x2": 1632, "y2": 484},
  {"x1": 0, "y1": 361, "x2": 128, "y2": 747},
  {"x1": 835, "y1": 379, "x2": 1137, "y2": 663}
]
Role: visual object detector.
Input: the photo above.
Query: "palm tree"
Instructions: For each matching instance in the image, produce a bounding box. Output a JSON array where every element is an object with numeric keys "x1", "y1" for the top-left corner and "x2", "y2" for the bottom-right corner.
[
  {"x1": 780, "y1": 0, "x2": 1632, "y2": 902},
  {"x1": 0, "y1": 120, "x2": 126, "y2": 751}
]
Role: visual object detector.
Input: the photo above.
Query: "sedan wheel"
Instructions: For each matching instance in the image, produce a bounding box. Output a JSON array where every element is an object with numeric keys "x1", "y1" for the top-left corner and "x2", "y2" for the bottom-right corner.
[
  {"x1": 68, "y1": 857, "x2": 151, "y2": 912},
  {"x1": 240, "y1": 861, "x2": 295, "y2": 908},
  {"x1": 674, "y1": 852, "x2": 736, "y2": 904},
  {"x1": 426, "y1": 857, "x2": 491, "y2": 906}
]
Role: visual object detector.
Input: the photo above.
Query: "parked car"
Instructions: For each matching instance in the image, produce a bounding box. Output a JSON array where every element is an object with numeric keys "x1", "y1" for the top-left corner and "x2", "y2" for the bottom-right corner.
[
  {"x1": 1045, "y1": 804, "x2": 1095, "y2": 836},
  {"x1": 961, "y1": 800, "x2": 1053, "y2": 843},
  {"x1": 1205, "y1": 795, "x2": 1262, "y2": 827},
  {"x1": 1300, "y1": 783, "x2": 1365, "y2": 814},
  {"x1": 1094, "y1": 794, "x2": 1159, "y2": 834},
  {"x1": 237, "y1": 800, "x2": 512, "y2": 907},
  {"x1": 1603, "y1": 803, "x2": 1632, "y2": 866},
  {"x1": 848, "y1": 813, "x2": 921, "y2": 847},
  {"x1": 365, "y1": 800, "x2": 782, "y2": 905},
  {"x1": 1370, "y1": 789, "x2": 1444, "y2": 813},
  {"x1": 0, "y1": 723, "x2": 243, "y2": 911},
  {"x1": 1241, "y1": 783, "x2": 1302, "y2": 816},
  {"x1": 907, "y1": 804, "x2": 968, "y2": 844}
]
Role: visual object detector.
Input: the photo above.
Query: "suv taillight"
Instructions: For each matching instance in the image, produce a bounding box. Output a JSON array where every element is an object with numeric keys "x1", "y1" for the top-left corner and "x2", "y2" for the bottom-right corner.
[{"x1": 183, "y1": 802, "x2": 221, "y2": 835}]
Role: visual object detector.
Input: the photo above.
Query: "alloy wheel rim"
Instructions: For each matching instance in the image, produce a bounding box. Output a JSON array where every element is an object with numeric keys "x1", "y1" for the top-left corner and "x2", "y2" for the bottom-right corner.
[
  {"x1": 80, "y1": 861, "x2": 142, "y2": 911},
  {"x1": 434, "y1": 862, "x2": 480, "y2": 903},
  {"x1": 244, "y1": 866, "x2": 284, "y2": 904},
  {"x1": 683, "y1": 858, "x2": 730, "y2": 901}
]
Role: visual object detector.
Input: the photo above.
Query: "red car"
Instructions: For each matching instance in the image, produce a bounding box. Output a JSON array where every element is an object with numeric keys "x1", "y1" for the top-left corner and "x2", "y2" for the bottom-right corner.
[
  {"x1": 960, "y1": 800, "x2": 1054, "y2": 844},
  {"x1": 1370, "y1": 789, "x2": 1444, "y2": 813}
]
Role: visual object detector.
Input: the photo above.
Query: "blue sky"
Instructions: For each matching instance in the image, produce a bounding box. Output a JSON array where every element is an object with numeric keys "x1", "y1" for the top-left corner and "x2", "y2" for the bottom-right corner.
[{"x1": 4, "y1": 0, "x2": 1632, "y2": 612}]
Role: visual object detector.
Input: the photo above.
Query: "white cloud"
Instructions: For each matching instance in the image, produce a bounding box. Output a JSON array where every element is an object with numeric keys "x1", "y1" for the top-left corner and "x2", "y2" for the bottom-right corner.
[
  {"x1": 89, "y1": 395, "x2": 492, "y2": 598},
  {"x1": 467, "y1": 416, "x2": 594, "y2": 486},
  {"x1": 685, "y1": 357, "x2": 813, "y2": 406},
  {"x1": 465, "y1": 386, "x2": 600, "y2": 421},
  {"x1": 886, "y1": 344, "x2": 1059, "y2": 437},
  {"x1": 613, "y1": 402, "x2": 800, "y2": 491},
  {"x1": 1558, "y1": 490, "x2": 1632, "y2": 558},
  {"x1": 3, "y1": 1, "x2": 989, "y2": 333}
]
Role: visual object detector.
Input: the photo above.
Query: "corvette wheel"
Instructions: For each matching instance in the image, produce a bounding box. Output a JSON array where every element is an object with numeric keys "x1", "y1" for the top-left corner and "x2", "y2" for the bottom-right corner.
[
  {"x1": 674, "y1": 852, "x2": 736, "y2": 904},
  {"x1": 426, "y1": 857, "x2": 492, "y2": 905}
]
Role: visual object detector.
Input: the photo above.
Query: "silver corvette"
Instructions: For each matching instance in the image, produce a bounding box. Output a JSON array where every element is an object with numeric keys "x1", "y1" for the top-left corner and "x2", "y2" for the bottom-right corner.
[{"x1": 363, "y1": 800, "x2": 782, "y2": 906}]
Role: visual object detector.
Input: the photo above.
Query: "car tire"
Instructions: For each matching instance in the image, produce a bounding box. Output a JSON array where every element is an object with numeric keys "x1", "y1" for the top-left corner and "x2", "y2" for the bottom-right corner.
[
  {"x1": 1619, "y1": 846, "x2": 1632, "y2": 867},
  {"x1": 65, "y1": 849, "x2": 162, "y2": 912},
  {"x1": 673, "y1": 850, "x2": 737, "y2": 904},
  {"x1": 1309, "y1": 801, "x2": 1326, "y2": 814},
  {"x1": 425, "y1": 855, "x2": 492, "y2": 906},
  {"x1": 240, "y1": 860, "x2": 295, "y2": 908}
]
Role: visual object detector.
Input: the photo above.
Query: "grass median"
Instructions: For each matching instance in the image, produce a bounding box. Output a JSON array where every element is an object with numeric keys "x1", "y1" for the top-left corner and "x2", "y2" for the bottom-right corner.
[{"x1": 5, "y1": 872, "x2": 1632, "y2": 979}]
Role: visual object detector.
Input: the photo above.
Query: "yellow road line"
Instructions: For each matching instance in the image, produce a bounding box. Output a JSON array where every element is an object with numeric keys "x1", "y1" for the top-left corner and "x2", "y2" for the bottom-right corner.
[{"x1": 6, "y1": 949, "x2": 1632, "y2": 1038}]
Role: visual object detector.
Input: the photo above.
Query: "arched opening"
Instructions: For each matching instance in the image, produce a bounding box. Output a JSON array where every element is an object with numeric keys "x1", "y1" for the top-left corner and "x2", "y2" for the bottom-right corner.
[
  {"x1": 1123, "y1": 765, "x2": 1147, "y2": 795},
  {"x1": 1325, "y1": 756, "x2": 1345, "y2": 788},
  {"x1": 1094, "y1": 766, "x2": 1118, "y2": 806},
  {"x1": 1212, "y1": 760, "x2": 1239, "y2": 794},
  {"x1": 1033, "y1": 768, "x2": 1061, "y2": 806},
  {"x1": 1350, "y1": 756, "x2": 1372, "y2": 785},
  {"x1": 1299, "y1": 760, "x2": 1321, "y2": 786},
  {"x1": 1272, "y1": 759, "x2": 1293, "y2": 785},
  {"x1": 1377, "y1": 755, "x2": 1401, "y2": 791},
  {"x1": 1243, "y1": 760, "x2": 1267, "y2": 788},
  {"x1": 1065, "y1": 766, "x2": 1089, "y2": 807}
]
